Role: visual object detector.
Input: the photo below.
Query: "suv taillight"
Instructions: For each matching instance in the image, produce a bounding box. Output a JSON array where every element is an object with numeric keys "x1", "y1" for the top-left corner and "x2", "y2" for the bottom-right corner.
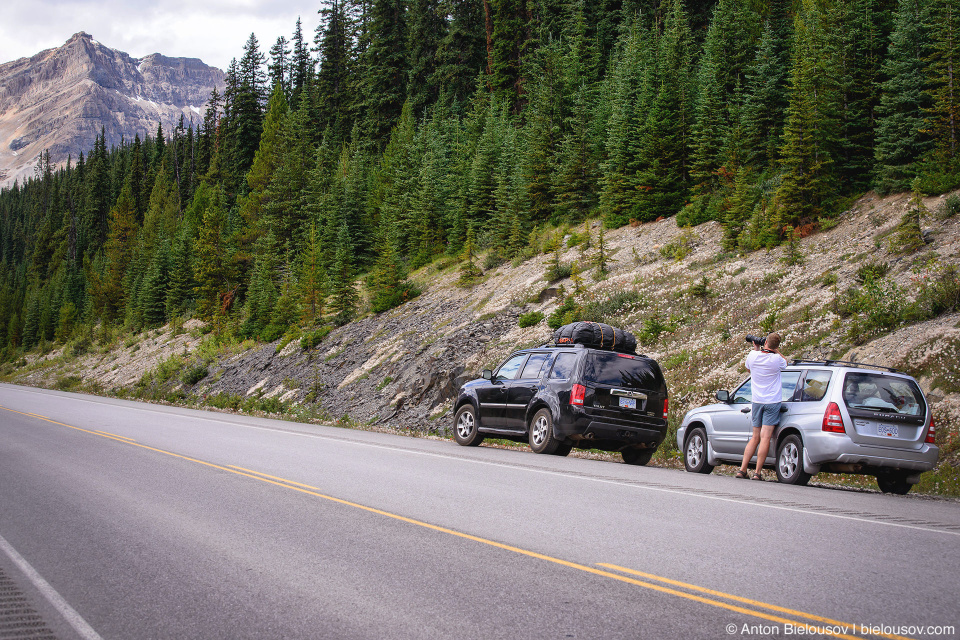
[
  {"x1": 822, "y1": 402, "x2": 845, "y2": 433},
  {"x1": 570, "y1": 384, "x2": 585, "y2": 406},
  {"x1": 926, "y1": 416, "x2": 936, "y2": 444},
  {"x1": 663, "y1": 397, "x2": 669, "y2": 416}
]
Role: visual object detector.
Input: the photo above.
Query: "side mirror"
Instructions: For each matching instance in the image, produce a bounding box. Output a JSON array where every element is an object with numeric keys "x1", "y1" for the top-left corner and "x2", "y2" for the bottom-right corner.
[
  {"x1": 482, "y1": 369, "x2": 492, "y2": 380},
  {"x1": 716, "y1": 390, "x2": 730, "y2": 403}
]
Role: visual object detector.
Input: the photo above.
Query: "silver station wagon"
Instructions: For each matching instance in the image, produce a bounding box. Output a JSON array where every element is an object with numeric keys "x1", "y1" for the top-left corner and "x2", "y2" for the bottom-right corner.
[{"x1": 677, "y1": 360, "x2": 939, "y2": 494}]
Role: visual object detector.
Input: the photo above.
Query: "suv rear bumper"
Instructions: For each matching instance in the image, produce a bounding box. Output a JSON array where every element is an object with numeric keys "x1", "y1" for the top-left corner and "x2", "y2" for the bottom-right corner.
[
  {"x1": 802, "y1": 431, "x2": 939, "y2": 473},
  {"x1": 558, "y1": 407, "x2": 667, "y2": 450}
]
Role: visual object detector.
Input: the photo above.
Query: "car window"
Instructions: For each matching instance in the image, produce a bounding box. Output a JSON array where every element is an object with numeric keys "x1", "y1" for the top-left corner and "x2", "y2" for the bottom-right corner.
[
  {"x1": 733, "y1": 372, "x2": 801, "y2": 403},
  {"x1": 800, "y1": 370, "x2": 832, "y2": 401},
  {"x1": 519, "y1": 353, "x2": 552, "y2": 380},
  {"x1": 495, "y1": 353, "x2": 528, "y2": 380},
  {"x1": 781, "y1": 371, "x2": 801, "y2": 401},
  {"x1": 842, "y1": 372, "x2": 926, "y2": 416},
  {"x1": 732, "y1": 379, "x2": 752, "y2": 404},
  {"x1": 583, "y1": 352, "x2": 662, "y2": 390},
  {"x1": 549, "y1": 352, "x2": 579, "y2": 379}
]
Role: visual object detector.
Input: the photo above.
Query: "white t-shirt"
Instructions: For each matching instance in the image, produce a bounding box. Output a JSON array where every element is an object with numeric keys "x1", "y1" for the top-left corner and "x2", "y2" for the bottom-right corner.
[{"x1": 746, "y1": 350, "x2": 788, "y2": 404}]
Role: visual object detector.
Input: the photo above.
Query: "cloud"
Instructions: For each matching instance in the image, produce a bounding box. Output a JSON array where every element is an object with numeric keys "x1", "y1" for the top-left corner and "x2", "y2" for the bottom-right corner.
[{"x1": 0, "y1": 0, "x2": 321, "y2": 70}]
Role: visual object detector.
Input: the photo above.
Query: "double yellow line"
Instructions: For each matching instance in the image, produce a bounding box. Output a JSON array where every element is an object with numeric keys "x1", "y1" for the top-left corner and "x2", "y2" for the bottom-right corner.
[{"x1": 1, "y1": 404, "x2": 915, "y2": 640}]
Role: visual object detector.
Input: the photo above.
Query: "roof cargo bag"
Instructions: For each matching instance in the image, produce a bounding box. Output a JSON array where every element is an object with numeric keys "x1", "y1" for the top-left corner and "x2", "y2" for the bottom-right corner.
[{"x1": 552, "y1": 321, "x2": 637, "y2": 354}]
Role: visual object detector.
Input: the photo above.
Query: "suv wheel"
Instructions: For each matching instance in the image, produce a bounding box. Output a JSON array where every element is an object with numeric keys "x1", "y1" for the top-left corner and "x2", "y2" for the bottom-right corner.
[
  {"x1": 776, "y1": 434, "x2": 811, "y2": 485},
  {"x1": 877, "y1": 472, "x2": 912, "y2": 495},
  {"x1": 684, "y1": 427, "x2": 714, "y2": 474},
  {"x1": 621, "y1": 447, "x2": 654, "y2": 466},
  {"x1": 529, "y1": 409, "x2": 563, "y2": 454},
  {"x1": 453, "y1": 404, "x2": 484, "y2": 446}
]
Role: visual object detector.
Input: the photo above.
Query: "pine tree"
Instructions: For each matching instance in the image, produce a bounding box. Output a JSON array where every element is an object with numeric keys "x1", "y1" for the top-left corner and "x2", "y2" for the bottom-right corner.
[
  {"x1": 328, "y1": 221, "x2": 359, "y2": 323},
  {"x1": 165, "y1": 228, "x2": 195, "y2": 318},
  {"x1": 875, "y1": 0, "x2": 933, "y2": 193},
  {"x1": 837, "y1": 0, "x2": 891, "y2": 193},
  {"x1": 359, "y1": 0, "x2": 409, "y2": 148},
  {"x1": 630, "y1": 0, "x2": 695, "y2": 224},
  {"x1": 299, "y1": 222, "x2": 327, "y2": 324},
  {"x1": 290, "y1": 17, "x2": 314, "y2": 107},
  {"x1": 775, "y1": 0, "x2": 843, "y2": 231},
  {"x1": 739, "y1": 3, "x2": 792, "y2": 172},
  {"x1": 142, "y1": 238, "x2": 171, "y2": 327},
  {"x1": 431, "y1": 0, "x2": 485, "y2": 110},
  {"x1": 316, "y1": 0, "x2": 356, "y2": 139},
  {"x1": 269, "y1": 36, "x2": 291, "y2": 96},
  {"x1": 193, "y1": 185, "x2": 232, "y2": 319},
  {"x1": 922, "y1": 0, "x2": 960, "y2": 189},
  {"x1": 407, "y1": 0, "x2": 446, "y2": 116}
]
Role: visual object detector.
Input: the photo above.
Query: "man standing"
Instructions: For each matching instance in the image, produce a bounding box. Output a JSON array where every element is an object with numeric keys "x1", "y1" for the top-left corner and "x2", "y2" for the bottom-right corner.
[{"x1": 737, "y1": 333, "x2": 788, "y2": 480}]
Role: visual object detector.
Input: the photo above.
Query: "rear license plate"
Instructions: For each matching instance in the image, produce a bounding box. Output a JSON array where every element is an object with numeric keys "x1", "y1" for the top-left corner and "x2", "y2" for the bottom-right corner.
[
  {"x1": 619, "y1": 397, "x2": 637, "y2": 410},
  {"x1": 879, "y1": 423, "x2": 899, "y2": 437}
]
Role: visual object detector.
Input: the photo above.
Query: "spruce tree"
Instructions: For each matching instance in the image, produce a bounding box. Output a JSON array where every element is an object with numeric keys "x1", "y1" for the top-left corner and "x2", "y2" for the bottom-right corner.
[
  {"x1": 328, "y1": 221, "x2": 359, "y2": 324},
  {"x1": 922, "y1": 0, "x2": 960, "y2": 188},
  {"x1": 359, "y1": 0, "x2": 409, "y2": 148},
  {"x1": 775, "y1": 0, "x2": 843, "y2": 232},
  {"x1": 316, "y1": 0, "x2": 356, "y2": 139},
  {"x1": 875, "y1": 0, "x2": 933, "y2": 193}
]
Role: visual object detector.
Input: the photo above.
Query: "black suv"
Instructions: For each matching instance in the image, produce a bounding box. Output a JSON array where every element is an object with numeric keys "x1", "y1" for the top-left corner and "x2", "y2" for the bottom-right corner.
[{"x1": 452, "y1": 344, "x2": 669, "y2": 464}]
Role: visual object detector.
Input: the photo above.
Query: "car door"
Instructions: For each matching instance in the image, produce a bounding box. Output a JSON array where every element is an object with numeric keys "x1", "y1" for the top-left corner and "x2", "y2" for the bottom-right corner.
[
  {"x1": 709, "y1": 379, "x2": 755, "y2": 456},
  {"x1": 711, "y1": 371, "x2": 802, "y2": 459},
  {"x1": 504, "y1": 352, "x2": 553, "y2": 430},
  {"x1": 477, "y1": 352, "x2": 528, "y2": 428}
]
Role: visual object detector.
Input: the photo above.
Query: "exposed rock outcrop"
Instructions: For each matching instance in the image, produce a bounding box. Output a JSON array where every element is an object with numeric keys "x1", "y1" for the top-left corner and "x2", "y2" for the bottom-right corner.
[{"x1": 0, "y1": 32, "x2": 224, "y2": 186}]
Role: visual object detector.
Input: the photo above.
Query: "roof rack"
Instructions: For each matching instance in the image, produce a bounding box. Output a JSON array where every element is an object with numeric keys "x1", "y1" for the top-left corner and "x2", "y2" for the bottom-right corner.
[
  {"x1": 790, "y1": 359, "x2": 901, "y2": 374},
  {"x1": 536, "y1": 342, "x2": 587, "y2": 349}
]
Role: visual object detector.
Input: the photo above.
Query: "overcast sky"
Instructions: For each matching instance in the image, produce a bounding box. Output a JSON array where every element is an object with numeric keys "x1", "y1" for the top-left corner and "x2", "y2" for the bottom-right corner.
[{"x1": 0, "y1": 0, "x2": 326, "y2": 71}]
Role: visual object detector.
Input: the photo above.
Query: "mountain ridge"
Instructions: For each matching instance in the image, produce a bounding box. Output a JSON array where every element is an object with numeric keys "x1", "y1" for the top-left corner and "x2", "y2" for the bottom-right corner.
[{"x1": 0, "y1": 32, "x2": 224, "y2": 186}]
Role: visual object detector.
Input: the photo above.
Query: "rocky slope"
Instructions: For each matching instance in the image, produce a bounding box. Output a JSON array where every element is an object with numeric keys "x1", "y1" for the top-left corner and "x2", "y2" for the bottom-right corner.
[
  {"x1": 7, "y1": 189, "x2": 960, "y2": 492},
  {"x1": 0, "y1": 32, "x2": 223, "y2": 186}
]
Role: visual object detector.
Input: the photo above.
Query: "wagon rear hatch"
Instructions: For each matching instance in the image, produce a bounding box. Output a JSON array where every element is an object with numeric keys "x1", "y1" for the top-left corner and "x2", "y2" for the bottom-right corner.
[
  {"x1": 582, "y1": 352, "x2": 667, "y2": 420},
  {"x1": 841, "y1": 372, "x2": 927, "y2": 449}
]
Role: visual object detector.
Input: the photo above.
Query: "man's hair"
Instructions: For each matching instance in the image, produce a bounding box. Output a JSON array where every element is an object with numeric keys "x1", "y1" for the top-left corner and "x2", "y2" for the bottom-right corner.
[{"x1": 765, "y1": 333, "x2": 782, "y2": 350}]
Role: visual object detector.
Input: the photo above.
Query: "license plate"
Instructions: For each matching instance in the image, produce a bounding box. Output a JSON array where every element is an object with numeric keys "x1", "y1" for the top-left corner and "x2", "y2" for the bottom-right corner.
[
  {"x1": 879, "y1": 423, "x2": 899, "y2": 437},
  {"x1": 619, "y1": 397, "x2": 637, "y2": 410}
]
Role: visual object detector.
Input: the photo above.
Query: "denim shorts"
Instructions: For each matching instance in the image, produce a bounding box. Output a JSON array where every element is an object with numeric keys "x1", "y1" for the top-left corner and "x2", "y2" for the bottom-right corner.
[{"x1": 752, "y1": 402, "x2": 782, "y2": 429}]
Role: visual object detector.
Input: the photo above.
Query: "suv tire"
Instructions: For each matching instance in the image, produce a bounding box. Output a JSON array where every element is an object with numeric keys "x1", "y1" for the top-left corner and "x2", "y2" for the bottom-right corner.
[
  {"x1": 621, "y1": 446, "x2": 654, "y2": 466},
  {"x1": 454, "y1": 404, "x2": 484, "y2": 446},
  {"x1": 684, "y1": 427, "x2": 714, "y2": 474},
  {"x1": 529, "y1": 409, "x2": 563, "y2": 454},
  {"x1": 877, "y1": 472, "x2": 912, "y2": 495},
  {"x1": 776, "y1": 434, "x2": 811, "y2": 485}
]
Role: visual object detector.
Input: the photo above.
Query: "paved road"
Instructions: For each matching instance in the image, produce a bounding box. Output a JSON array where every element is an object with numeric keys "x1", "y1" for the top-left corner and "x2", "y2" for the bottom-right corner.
[{"x1": 1, "y1": 383, "x2": 958, "y2": 640}]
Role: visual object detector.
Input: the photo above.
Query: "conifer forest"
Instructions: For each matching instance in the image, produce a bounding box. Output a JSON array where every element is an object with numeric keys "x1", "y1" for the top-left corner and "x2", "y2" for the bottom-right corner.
[{"x1": 1, "y1": 0, "x2": 959, "y2": 355}]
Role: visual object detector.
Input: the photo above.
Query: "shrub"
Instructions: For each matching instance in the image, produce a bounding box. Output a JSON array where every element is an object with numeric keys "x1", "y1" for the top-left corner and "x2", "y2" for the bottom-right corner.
[
  {"x1": 939, "y1": 193, "x2": 960, "y2": 219},
  {"x1": 855, "y1": 261, "x2": 889, "y2": 284},
  {"x1": 547, "y1": 296, "x2": 582, "y2": 329},
  {"x1": 518, "y1": 311, "x2": 545, "y2": 328},
  {"x1": 638, "y1": 315, "x2": 675, "y2": 345},
  {"x1": 688, "y1": 276, "x2": 711, "y2": 298},
  {"x1": 301, "y1": 325, "x2": 333, "y2": 349},
  {"x1": 181, "y1": 364, "x2": 209, "y2": 386}
]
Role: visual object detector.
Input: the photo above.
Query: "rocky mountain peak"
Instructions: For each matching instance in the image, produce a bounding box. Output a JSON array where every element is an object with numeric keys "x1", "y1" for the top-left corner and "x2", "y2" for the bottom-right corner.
[{"x1": 0, "y1": 33, "x2": 224, "y2": 186}]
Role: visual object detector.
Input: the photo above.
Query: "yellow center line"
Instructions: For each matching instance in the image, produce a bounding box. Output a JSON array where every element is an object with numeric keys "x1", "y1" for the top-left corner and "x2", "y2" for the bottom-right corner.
[
  {"x1": 597, "y1": 564, "x2": 913, "y2": 640},
  {"x1": 95, "y1": 430, "x2": 136, "y2": 442},
  {"x1": 2, "y1": 404, "x2": 915, "y2": 640}
]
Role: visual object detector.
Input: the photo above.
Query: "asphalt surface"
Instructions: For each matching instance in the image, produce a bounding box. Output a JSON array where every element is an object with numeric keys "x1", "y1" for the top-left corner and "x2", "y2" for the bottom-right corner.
[{"x1": 1, "y1": 383, "x2": 959, "y2": 640}]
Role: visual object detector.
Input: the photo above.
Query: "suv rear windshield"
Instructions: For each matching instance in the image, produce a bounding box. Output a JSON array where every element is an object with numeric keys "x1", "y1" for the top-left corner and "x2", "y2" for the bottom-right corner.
[
  {"x1": 584, "y1": 352, "x2": 663, "y2": 390},
  {"x1": 842, "y1": 373, "x2": 926, "y2": 417}
]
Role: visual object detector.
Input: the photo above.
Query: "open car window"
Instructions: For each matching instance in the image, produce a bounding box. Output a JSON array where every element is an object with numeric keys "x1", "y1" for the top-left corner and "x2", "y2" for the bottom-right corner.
[{"x1": 799, "y1": 370, "x2": 832, "y2": 402}]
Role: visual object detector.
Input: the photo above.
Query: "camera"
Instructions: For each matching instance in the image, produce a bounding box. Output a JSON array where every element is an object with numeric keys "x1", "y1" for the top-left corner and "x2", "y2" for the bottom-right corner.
[{"x1": 745, "y1": 334, "x2": 767, "y2": 347}]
